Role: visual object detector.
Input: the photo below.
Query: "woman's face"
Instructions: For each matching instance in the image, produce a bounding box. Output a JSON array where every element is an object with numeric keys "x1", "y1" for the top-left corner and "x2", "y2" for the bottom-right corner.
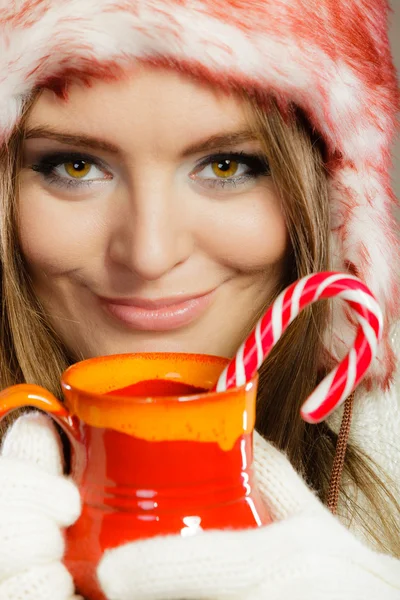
[{"x1": 18, "y1": 66, "x2": 288, "y2": 359}]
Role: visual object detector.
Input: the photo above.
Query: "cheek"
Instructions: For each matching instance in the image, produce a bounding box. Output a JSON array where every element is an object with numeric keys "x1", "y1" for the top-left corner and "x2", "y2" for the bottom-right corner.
[
  {"x1": 18, "y1": 181, "x2": 104, "y2": 275},
  {"x1": 197, "y1": 186, "x2": 288, "y2": 271}
]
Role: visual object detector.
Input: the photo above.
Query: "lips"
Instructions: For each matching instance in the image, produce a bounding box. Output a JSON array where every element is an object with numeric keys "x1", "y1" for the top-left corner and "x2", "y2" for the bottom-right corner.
[{"x1": 98, "y1": 290, "x2": 216, "y2": 331}]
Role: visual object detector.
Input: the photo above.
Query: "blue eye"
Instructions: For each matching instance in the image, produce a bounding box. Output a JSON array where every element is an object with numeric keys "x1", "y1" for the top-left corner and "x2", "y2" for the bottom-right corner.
[{"x1": 190, "y1": 152, "x2": 270, "y2": 190}]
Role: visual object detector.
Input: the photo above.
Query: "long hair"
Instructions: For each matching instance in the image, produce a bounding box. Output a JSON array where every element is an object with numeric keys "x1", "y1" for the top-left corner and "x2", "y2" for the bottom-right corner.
[
  {"x1": 0, "y1": 91, "x2": 399, "y2": 557},
  {"x1": 245, "y1": 97, "x2": 400, "y2": 557}
]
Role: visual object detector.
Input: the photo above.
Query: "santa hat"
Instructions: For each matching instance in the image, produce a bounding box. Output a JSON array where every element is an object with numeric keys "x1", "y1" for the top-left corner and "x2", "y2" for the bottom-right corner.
[{"x1": 0, "y1": 0, "x2": 399, "y2": 387}]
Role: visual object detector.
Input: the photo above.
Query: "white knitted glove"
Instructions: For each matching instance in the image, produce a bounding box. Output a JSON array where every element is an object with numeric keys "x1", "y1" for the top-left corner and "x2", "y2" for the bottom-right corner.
[
  {"x1": 98, "y1": 432, "x2": 400, "y2": 600},
  {"x1": 0, "y1": 413, "x2": 81, "y2": 600}
]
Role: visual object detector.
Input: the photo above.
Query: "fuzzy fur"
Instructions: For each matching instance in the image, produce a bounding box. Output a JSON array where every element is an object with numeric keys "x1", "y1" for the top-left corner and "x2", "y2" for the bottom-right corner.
[{"x1": 0, "y1": 0, "x2": 399, "y2": 386}]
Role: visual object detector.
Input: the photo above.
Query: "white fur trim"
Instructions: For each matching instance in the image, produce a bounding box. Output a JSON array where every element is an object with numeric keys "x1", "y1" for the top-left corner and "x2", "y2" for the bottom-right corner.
[{"x1": 0, "y1": 0, "x2": 399, "y2": 384}]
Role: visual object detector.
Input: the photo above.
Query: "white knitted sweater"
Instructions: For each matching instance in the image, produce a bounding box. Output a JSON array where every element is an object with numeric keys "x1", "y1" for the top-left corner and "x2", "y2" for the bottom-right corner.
[
  {"x1": 325, "y1": 320, "x2": 400, "y2": 549},
  {"x1": 0, "y1": 324, "x2": 398, "y2": 599}
]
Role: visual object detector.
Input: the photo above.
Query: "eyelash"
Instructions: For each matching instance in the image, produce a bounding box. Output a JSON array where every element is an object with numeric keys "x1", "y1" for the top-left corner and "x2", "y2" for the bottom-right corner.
[
  {"x1": 30, "y1": 151, "x2": 270, "y2": 191},
  {"x1": 31, "y1": 152, "x2": 110, "y2": 190},
  {"x1": 193, "y1": 152, "x2": 270, "y2": 190}
]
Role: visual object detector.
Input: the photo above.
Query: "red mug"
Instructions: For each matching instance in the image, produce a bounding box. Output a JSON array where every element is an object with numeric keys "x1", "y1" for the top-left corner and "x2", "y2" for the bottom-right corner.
[{"x1": 0, "y1": 353, "x2": 271, "y2": 599}]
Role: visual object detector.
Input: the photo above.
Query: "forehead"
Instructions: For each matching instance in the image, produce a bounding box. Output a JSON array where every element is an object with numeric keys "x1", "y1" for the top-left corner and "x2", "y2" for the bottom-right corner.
[{"x1": 25, "y1": 66, "x2": 250, "y2": 154}]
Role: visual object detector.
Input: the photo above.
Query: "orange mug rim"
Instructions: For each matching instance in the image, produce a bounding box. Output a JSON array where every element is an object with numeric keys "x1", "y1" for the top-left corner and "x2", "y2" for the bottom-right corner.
[{"x1": 61, "y1": 352, "x2": 258, "y2": 404}]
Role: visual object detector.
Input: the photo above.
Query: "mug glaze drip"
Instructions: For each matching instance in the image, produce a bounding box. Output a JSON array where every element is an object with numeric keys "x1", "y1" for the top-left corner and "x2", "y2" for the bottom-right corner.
[{"x1": 0, "y1": 353, "x2": 271, "y2": 600}]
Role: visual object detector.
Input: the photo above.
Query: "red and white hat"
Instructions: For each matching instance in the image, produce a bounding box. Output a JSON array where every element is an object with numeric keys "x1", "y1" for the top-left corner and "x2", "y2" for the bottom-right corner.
[{"x1": 1, "y1": 0, "x2": 399, "y2": 387}]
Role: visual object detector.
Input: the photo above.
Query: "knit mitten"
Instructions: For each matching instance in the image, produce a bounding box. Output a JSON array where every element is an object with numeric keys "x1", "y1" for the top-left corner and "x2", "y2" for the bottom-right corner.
[
  {"x1": 98, "y1": 432, "x2": 400, "y2": 600},
  {"x1": 0, "y1": 413, "x2": 81, "y2": 600}
]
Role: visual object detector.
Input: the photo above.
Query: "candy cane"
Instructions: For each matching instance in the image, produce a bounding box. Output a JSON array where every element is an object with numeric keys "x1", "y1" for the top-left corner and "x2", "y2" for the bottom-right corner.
[{"x1": 214, "y1": 272, "x2": 383, "y2": 424}]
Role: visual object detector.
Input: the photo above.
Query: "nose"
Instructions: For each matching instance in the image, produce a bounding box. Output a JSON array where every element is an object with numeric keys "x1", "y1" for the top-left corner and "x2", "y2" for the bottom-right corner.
[{"x1": 108, "y1": 180, "x2": 192, "y2": 281}]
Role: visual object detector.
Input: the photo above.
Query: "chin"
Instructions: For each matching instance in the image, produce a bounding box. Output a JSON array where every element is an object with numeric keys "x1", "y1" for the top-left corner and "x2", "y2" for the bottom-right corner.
[{"x1": 85, "y1": 339, "x2": 208, "y2": 358}]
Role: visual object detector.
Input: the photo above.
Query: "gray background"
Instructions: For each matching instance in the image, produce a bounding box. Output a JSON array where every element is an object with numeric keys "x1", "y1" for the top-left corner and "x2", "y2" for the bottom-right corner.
[{"x1": 390, "y1": 2, "x2": 400, "y2": 208}]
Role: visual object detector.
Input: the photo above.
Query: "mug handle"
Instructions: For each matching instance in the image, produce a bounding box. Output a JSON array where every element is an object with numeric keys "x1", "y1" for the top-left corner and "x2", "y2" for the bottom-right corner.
[{"x1": 0, "y1": 383, "x2": 82, "y2": 474}]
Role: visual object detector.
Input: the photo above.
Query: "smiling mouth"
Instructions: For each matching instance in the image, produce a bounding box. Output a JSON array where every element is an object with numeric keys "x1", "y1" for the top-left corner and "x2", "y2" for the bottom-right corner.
[{"x1": 98, "y1": 290, "x2": 217, "y2": 332}]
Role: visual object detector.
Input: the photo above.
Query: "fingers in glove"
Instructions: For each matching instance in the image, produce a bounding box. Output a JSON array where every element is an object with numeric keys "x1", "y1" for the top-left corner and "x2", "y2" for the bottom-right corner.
[
  {"x1": 1, "y1": 413, "x2": 64, "y2": 476},
  {"x1": 0, "y1": 562, "x2": 75, "y2": 600},
  {"x1": 98, "y1": 513, "x2": 397, "y2": 600},
  {"x1": 0, "y1": 458, "x2": 80, "y2": 527},
  {"x1": 98, "y1": 528, "x2": 268, "y2": 600},
  {"x1": 98, "y1": 519, "x2": 344, "y2": 600},
  {"x1": 0, "y1": 510, "x2": 67, "y2": 581},
  {"x1": 253, "y1": 431, "x2": 324, "y2": 520}
]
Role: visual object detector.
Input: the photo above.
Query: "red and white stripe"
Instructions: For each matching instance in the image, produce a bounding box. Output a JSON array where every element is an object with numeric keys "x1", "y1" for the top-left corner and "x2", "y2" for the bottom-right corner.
[{"x1": 215, "y1": 272, "x2": 383, "y2": 424}]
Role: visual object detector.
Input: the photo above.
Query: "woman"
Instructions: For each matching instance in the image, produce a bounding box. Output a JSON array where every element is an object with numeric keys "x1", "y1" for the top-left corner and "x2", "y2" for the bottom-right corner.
[{"x1": 0, "y1": 1, "x2": 399, "y2": 598}]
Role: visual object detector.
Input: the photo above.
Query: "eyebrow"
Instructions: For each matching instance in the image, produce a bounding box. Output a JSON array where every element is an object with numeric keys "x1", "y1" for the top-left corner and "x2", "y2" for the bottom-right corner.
[
  {"x1": 23, "y1": 126, "x2": 259, "y2": 157},
  {"x1": 181, "y1": 130, "x2": 259, "y2": 156},
  {"x1": 24, "y1": 126, "x2": 120, "y2": 154}
]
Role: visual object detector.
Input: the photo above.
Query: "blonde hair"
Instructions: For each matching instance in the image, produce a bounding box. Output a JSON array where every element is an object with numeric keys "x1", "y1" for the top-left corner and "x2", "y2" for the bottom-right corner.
[{"x1": 0, "y1": 91, "x2": 399, "y2": 557}]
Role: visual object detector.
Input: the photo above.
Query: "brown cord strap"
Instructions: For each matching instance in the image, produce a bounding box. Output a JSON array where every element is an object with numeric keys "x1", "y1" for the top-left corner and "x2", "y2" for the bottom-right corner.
[{"x1": 326, "y1": 392, "x2": 354, "y2": 515}]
